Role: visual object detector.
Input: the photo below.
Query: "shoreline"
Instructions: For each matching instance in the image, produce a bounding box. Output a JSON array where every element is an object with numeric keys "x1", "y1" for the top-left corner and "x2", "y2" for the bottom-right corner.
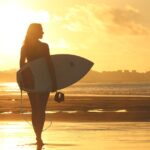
[{"x1": 0, "y1": 95, "x2": 150, "y2": 122}]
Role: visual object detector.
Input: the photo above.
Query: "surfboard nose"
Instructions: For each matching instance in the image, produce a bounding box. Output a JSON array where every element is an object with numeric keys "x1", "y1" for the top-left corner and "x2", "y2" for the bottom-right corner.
[{"x1": 51, "y1": 54, "x2": 94, "y2": 89}]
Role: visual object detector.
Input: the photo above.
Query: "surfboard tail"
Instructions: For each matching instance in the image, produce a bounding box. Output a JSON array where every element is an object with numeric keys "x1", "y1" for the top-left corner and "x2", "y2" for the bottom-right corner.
[{"x1": 17, "y1": 67, "x2": 35, "y2": 91}]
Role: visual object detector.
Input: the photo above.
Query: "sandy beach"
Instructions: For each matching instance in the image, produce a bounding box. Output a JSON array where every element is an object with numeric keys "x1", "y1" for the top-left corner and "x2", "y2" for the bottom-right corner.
[{"x1": 0, "y1": 95, "x2": 150, "y2": 150}]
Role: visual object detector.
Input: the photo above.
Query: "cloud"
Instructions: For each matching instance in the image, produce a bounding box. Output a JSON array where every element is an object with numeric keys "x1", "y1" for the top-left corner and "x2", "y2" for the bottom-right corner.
[
  {"x1": 58, "y1": 4, "x2": 149, "y2": 35},
  {"x1": 98, "y1": 5, "x2": 149, "y2": 35},
  {"x1": 61, "y1": 6, "x2": 93, "y2": 32},
  {"x1": 48, "y1": 3, "x2": 150, "y2": 56}
]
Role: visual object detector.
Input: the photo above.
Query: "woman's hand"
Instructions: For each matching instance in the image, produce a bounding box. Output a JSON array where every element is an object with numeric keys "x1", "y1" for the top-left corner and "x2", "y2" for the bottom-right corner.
[{"x1": 51, "y1": 82, "x2": 57, "y2": 92}]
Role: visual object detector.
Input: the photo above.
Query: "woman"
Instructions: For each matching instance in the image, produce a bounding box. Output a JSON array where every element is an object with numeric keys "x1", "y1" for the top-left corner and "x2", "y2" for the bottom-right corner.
[{"x1": 20, "y1": 23, "x2": 57, "y2": 146}]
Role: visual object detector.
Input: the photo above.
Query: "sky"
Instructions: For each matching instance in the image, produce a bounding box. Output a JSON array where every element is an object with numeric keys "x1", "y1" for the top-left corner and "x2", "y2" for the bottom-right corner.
[{"x1": 0, "y1": 0, "x2": 150, "y2": 72}]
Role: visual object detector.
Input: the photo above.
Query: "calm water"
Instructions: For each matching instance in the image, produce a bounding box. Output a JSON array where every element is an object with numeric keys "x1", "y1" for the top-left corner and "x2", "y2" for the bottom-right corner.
[
  {"x1": 0, "y1": 121, "x2": 150, "y2": 150},
  {"x1": 0, "y1": 82, "x2": 150, "y2": 96}
]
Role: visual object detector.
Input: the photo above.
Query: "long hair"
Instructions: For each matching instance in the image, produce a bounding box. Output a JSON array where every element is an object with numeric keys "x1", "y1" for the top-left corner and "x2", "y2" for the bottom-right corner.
[{"x1": 24, "y1": 23, "x2": 42, "y2": 46}]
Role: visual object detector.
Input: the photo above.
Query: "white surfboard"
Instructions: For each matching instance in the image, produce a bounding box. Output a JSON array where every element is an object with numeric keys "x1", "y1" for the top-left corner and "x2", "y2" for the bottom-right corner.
[{"x1": 17, "y1": 54, "x2": 94, "y2": 92}]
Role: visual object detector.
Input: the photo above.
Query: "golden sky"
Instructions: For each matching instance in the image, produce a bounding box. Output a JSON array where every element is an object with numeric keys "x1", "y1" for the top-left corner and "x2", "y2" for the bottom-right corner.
[{"x1": 0, "y1": 0, "x2": 150, "y2": 72}]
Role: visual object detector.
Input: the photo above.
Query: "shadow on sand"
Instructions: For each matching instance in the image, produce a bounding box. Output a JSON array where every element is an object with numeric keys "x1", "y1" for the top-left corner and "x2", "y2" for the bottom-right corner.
[{"x1": 19, "y1": 142, "x2": 77, "y2": 150}]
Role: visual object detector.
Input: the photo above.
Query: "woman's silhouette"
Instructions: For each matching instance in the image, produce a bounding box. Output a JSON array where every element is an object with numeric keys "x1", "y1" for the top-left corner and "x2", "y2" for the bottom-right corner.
[{"x1": 20, "y1": 23, "x2": 57, "y2": 146}]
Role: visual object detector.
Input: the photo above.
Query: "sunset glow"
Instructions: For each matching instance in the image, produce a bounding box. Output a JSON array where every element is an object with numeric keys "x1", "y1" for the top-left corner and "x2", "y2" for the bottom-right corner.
[
  {"x1": 0, "y1": 0, "x2": 150, "y2": 72},
  {"x1": 0, "y1": 1, "x2": 50, "y2": 70}
]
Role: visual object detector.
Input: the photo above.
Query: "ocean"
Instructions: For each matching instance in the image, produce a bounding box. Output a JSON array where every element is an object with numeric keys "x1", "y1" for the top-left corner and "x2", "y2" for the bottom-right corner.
[{"x1": 0, "y1": 82, "x2": 150, "y2": 96}]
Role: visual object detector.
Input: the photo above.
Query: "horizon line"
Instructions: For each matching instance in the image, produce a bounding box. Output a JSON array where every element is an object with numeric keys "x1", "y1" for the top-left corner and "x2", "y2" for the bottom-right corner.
[{"x1": 0, "y1": 68, "x2": 150, "y2": 74}]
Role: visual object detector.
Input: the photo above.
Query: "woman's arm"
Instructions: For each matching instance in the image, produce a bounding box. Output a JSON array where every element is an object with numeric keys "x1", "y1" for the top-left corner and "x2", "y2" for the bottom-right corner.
[
  {"x1": 45, "y1": 44, "x2": 57, "y2": 92},
  {"x1": 20, "y1": 46, "x2": 26, "y2": 68},
  {"x1": 48, "y1": 58, "x2": 57, "y2": 92}
]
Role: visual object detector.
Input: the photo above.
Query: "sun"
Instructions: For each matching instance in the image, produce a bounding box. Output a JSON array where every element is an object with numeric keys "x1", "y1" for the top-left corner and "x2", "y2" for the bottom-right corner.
[{"x1": 0, "y1": 2, "x2": 50, "y2": 70}]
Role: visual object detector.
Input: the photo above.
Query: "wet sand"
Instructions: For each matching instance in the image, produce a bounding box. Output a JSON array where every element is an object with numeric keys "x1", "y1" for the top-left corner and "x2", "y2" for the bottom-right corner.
[
  {"x1": 0, "y1": 95, "x2": 150, "y2": 122},
  {"x1": 0, "y1": 121, "x2": 150, "y2": 150}
]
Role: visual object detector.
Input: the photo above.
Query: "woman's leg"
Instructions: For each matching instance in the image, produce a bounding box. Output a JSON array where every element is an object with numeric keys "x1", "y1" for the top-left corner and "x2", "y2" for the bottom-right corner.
[
  {"x1": 36, "y1": 93, "x2": 49, "y2": 140},
  {"x1": 28, "y1": 92, "x2": 49, "y2": 144},
  {"x1": 28, "y1": 93, "x2": 38, "y2": 136}
]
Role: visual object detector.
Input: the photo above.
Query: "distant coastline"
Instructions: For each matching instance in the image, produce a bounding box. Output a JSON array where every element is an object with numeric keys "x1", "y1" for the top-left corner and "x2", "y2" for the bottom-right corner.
[
  {"x1": 81, "y1": 70, "x2": 150, "y2": 83},
  {"x1": 1, "y1": 69, "x2": 150, "y2": 83}
]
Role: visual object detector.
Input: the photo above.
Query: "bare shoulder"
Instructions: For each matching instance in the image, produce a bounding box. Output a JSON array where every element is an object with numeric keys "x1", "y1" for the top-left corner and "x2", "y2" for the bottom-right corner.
[{"x1": 38, "y1": 41, "x2": 49, "y2": 50}]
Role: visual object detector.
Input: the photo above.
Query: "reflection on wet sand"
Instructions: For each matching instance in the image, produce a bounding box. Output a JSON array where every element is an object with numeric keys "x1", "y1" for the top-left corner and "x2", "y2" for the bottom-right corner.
[{"x1": 1, "y1": 121, "x2": 150, "y2": 150}]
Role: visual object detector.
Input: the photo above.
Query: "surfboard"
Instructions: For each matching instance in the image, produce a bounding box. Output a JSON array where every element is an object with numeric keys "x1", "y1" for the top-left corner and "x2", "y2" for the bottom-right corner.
[{"x1": 17, "y1": 54, "x2": 93, "y2": 92}]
